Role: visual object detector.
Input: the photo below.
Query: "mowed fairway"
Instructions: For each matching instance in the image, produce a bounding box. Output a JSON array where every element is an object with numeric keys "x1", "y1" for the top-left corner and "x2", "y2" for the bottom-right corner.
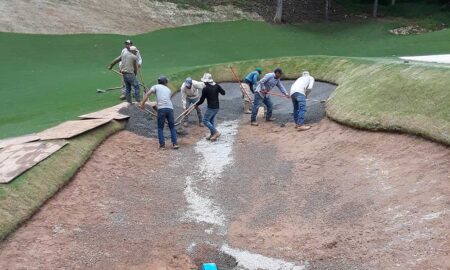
[{"x1": 1, "y1": 20, "x2": 449, "y2": 138}]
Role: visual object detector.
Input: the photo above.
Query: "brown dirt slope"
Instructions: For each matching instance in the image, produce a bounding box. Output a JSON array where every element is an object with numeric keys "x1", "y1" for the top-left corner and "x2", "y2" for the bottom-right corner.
[{"x1": 0, "y1": 0, "x2": 261, "y2": 34}]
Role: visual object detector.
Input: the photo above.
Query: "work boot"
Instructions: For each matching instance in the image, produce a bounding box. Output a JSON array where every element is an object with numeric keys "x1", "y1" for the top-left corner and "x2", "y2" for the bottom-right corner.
[
  {"x1": 183, "y1": 122, "x2": 189, "y2": 128},
  {"x1": 159, "y1": 145, "x2": 166, "y2": 150},
  {"x1": 206, "y1": 134, "x2": 212, "y2": 140},
  {"x1": 266, "y1": 117, "x2": 276, "y2": 122},
  {"x1": 199, "y1": 122, "x2": 204, "y2": 127},
  {"x1": 297, "y1": 125, "x2": 311, "y2": 131},
  {"x1": 119, "y1": 94, "x2": 126, "y2": 100},
  {"x1": 245, "y1": 109, "x2": 252, "y2": 114},
  {"x1": 210, "y1": 131, "x2": 221, "y2": 141},
  {"x1": 251, "y1": 122, "x2": 259, "y2": 126},
  {"x1": 173, "y1": 144, "x2": 180, "y2": 150}
]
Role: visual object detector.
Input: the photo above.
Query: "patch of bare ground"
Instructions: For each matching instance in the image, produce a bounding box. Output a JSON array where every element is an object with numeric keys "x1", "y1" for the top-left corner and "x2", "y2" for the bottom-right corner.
[
  {"x1": 229, "y1": 119, "x2": 450, "y2": 269},
  {"x1": 0, "y1": 0, "x2": 261, "y2": 35}
]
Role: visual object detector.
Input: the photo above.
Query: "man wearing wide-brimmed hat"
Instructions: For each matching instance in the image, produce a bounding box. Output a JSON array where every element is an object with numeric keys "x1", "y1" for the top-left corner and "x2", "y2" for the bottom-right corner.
[{"x1": 195, "y1": 73, "x2": 226, "y2": 141}]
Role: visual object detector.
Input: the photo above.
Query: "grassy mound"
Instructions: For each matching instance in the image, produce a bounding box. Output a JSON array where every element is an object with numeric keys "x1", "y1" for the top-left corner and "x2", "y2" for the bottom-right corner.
[
  {"x1": 165, "y1": 56, "x2": 450, "y2": 145},
  {"x1": 1, "y1": 20, "x2": 449, "y2": 139},
  {"x1": 0, "y1": 120, "x2": 125, "y2": 241}
]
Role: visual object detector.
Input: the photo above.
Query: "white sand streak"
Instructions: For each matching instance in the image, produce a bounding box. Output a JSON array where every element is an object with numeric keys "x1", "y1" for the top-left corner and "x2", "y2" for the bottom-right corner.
[
  {"x1": 400, "y1": 54, "x2": 450, "y2": 64},
  {"x1": 183, "y1": 120, "x2": 239, "y2": 226},
  {"x1": 221, "y1": 244, "x2": 308, "y2": 270}
]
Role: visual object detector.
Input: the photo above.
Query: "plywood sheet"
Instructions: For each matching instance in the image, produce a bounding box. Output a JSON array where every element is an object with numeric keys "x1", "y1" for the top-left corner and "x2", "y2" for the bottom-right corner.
[
  {"x1": 0, "y1": 141, "x2": 67, "y2": 184},
  {"x1": 38, "y1": 119, "x2": 112, "y2": 140},
  {"x1": 0, "y1": 134, "x2": 40, "y2": 149},
  {"x1": 79, "y1": 102, "x2": 130, "y2": 120}
]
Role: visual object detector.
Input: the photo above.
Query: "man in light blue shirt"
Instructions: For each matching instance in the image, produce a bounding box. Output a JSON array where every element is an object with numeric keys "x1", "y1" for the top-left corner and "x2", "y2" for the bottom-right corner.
[{"x1": 250, "y1": 68, "x2": 289, "y2": 126}]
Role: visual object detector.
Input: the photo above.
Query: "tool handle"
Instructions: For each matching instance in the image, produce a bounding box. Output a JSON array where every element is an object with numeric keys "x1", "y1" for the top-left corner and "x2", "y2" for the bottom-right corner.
[{"x1": 229, "y1": 67, "x2": 253, "y2": 102}]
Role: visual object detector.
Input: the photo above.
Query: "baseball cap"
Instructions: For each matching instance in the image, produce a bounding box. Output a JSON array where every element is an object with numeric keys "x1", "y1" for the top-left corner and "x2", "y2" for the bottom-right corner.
[
  {"x1": 124, "y1": 39, "x2": 132, "y2": 44},
  {"x1": 274, "y1": 67, "x2": 283, "y2": 74},
  {"x1": 158, "y1": 75, "x2": 168, "y2": 85},
  {"x1": 185, "y1": 77, "x2": 193, "y2": 88}
]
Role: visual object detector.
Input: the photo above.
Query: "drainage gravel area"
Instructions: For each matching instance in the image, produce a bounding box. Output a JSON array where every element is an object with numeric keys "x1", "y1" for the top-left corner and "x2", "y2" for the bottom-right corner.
[{"x1": 119, "y1": 80, "x2": 336, "y2": 138}]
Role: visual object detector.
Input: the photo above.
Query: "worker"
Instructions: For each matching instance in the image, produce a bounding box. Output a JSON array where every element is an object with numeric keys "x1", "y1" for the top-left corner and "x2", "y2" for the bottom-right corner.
[
  {"x1": 140, "y1": 76, "x2": 179, "y2": 150},
  {"x1": 180, "y1": 77, "x2": 205, "y2": 127},
  {"x1": 109, "y1": 46, "x2": 141, "y2": 103},
  {"x1": 290, "y1": 71, "x2": 315, "y2": 131},
  {"x1": 250, "y1": 67, "x2": 289, "y2": 126},
  {"x1": 108, "y1": 40, "x2": 143, "y2": 100},
  {"x1": 195, "y1": 73, "x2": 226, "y2": 141},
  {"x1": 242, "y1": 67, "x2": 262, "y2": 114}
]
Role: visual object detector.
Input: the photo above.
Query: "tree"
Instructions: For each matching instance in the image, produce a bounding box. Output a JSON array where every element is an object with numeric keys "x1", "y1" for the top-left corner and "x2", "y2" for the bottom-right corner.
[
  {"x1": 373, "y1": 0, "x2": 378, "y2": 17},
  {"x1": 274, "y1": 0, "x2": 283, "y2": 24},
  {"x1": 325, "y1": 0, "x2": 331, "y2": 21},
  {"x1": 391, "y1": 0, "x2": 396, "y2": 6}
]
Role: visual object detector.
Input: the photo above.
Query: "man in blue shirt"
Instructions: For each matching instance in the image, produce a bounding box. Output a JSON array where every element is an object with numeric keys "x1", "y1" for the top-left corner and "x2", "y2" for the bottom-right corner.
[
  {"x1": 242, "y1": 67, "x2": 262, "y2": 114},
  {"x1": 250, "y1": 68, "x2": 289, "y2": 126}
]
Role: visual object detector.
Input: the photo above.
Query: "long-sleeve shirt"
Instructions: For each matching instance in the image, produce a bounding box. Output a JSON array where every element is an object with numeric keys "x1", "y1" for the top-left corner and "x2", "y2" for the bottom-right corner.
[
  {"x1": 244, "y1": 71, "x2": 260, "y2": 85},
  {"x1": 196, "y1": 83, "x2": 226, "y2": 109},
  {"x1": 290, "y1": 75, "x2": 315, "y2": 96},
  {"x1": 255, "y1": 72, "x2": 288, "y2": 97},
  {"x1": 180, "y1": 80, "x2": 205, "y2": 109}
]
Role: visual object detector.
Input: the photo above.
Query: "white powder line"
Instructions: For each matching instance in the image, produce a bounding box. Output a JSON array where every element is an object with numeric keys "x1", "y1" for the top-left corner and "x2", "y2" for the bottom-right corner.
[
  {"x1": 400, "y1": 54, "x2": 450, "y2": 64},
  {"x1": 221, "y1": 244, "x2": 309, "y2": 270}
]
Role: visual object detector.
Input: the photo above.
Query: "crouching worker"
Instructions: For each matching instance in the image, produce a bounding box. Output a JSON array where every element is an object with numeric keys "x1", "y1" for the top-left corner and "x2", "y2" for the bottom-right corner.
[
  {"x1": 242, "y1": 67, "x2": 262, "y2": 114},
  {"x1": 141, "y1": 76, "x2": 179, "y2": 149},
  {"x1": 180, "y1": 77, "x2": 205, "y2": 127},
  {"x1": 290, "y1": 71, "x2": 315, "y2": 131},
  {"x1": 195, "y1": 73, "x2": 226, "y2": 141}
]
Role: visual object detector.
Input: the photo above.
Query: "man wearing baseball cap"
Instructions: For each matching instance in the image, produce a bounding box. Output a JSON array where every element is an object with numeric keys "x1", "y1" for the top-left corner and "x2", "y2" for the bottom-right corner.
[
  {"x1": 242, "y1": 67, "x2": 262, "y2": 114},
  {"x1": 140, "y1": 76, "x2": 179, "y2": 150},
  {"x1": 109, "y1": 46, "x2": 141, "y2": 103},
  {"x1": 250, "y1": 67, "x2": 289, "y2": 126},
  {"x1": 108, "y1": 39, "x2": 143, "y2": 100},
  {"x1": 180, "y1": 77, "x2": 205, "y2": 127}
]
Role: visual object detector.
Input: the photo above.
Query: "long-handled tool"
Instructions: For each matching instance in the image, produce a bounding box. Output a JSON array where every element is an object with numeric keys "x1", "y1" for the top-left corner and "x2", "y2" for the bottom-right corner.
[
  {"x1": 229, "y1": 67, "x2": 253, "y2": 102},
  {"x1": 96, "y1": 86, "x2": 122, "y2": 93},
  {"x1": 175, "y1": 104, "x2": 196, "y2": 124}
]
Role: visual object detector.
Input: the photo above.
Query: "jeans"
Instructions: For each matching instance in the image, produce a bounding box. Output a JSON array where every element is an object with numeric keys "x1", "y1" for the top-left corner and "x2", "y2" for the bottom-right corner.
[
  {"x1": 157, "y1": 108, "x2": 177, "y2": 146},
  {"x1": 123, "y1": 73, "x2": 140, "y2": 103},
  {"x1": 250, "y1": 93, "x2": 273, "y2": 122},
  {"x1": 203, "y1": 108, "x2": 219, "y2": 135},
  {"x1": 184, "y1": 97, "x2": 202, "y2": 123},
  {"x1": 292, "y1": 92, "x2": 307, "y2": 125}
]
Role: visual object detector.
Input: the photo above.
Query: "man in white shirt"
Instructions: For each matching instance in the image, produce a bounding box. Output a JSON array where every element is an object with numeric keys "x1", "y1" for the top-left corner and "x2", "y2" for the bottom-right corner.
[
  {"x1": 290, "y1": 71, "x2": 315, "y2": 131},
  {"x1": 180, "y1": 77, "x2": 205, "y2": 127}
]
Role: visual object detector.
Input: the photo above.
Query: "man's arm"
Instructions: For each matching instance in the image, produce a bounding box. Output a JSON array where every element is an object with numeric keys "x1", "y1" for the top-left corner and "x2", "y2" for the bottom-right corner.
[
  {"x1": 137, "y1": 51, "x2": 143, "y2": 67},
  {"x1": 108, "y1": 55, "x2": 121, "y2": 69},
  {"x1": 218, "y1": 85, "x2": 226, "y2": 95},
  {"x1": 308, "y1": 77, "x2": 315, "y2": 90},
  {"x1": 180, "y1": 85, "x2": 187, "y2": 110},
  {"x1": 277, "y1": 80, "x2": 289, "y2": 96},
  {"x1": 195, "y1": 89, "x2": 207, "y2": 107},
  {"x1": 133, "y1": 57, "x2": 138, "y2": 75},
  {"x1": 140, "y1": 87, "x2": 155, "y2": 109},
  {"x1": 252, "y1": 72, "x2": 259, "y2": 85}
]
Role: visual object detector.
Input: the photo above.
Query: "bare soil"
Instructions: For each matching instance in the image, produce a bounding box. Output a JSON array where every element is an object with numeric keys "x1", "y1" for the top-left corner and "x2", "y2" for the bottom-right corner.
[{"x1": 0, "y1": 0, "x2": 261, "y2": 34}]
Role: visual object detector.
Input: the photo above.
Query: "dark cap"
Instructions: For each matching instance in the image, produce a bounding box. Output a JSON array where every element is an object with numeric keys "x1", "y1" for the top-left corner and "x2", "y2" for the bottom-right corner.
[
  {"x1": 274, "y1": 67, "x2": 283, "y2": 74},
  {"x1": 124, "y1": 39, "x2": 132, "y2": 44},
  {"x1": 158, "y1": 75, "x2": 168, "y2": 85}
]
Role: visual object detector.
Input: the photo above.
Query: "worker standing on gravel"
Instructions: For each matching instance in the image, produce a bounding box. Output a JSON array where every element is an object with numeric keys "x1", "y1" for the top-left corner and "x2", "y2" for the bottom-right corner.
[
  {"x1": 109, "y1": 46, "x2": 141, "y2": 103},
  {"x1": 290, "y1": 71, "x2": 315, "y2": 131},
  {"x1": 108, "y1": 40, "x2": 143, "y2": 100},
  {"x1": 195, "y1": 73, "x2": 226, "y2": 141},
  {"x1": 250, "y1": 68, "x2": 289, "y2": 126},
  {"x1": 140, "y1": 76, "x2": 179, "y2": 150},
  {"x1": 242, "y1": 67, "x2": 262, "y2": 114},
  {"x1": 180, "y1": 77, "x2": 205, "y2": 127}
]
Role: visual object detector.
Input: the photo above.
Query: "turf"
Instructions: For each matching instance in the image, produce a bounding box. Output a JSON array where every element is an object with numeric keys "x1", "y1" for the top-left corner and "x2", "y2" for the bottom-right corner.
[
  {"x1": 0, "y1": 20, "x2": 449, "y2": 139},
  {"x1": 0, "y1": 120, "x2": 125, "y2": 241}
]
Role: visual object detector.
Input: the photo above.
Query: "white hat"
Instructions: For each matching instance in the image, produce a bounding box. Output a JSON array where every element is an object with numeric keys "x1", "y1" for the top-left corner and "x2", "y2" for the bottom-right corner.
[
  {"x1": 302, "y1": 70, "x2": 310, "y2": 76},
  {"x1": 129, "y1": 46, "x2": 137, "y2": 51},
  {"x1": 201, "y1": 73, "x2": 214, "y2": 83}
]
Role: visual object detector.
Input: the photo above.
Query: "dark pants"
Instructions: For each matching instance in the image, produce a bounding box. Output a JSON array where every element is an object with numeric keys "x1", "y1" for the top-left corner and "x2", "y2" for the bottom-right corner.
[
  {"x1": 292, "y1": 92, "x2": 307, "y2": 125},
  {"x1": 244, "y1": 79, "x2": 255, "y2": 93},
  {"x1": 250, "y1": 93, "x2": 273, "y2": 122},
  {"x1": 123, "y1": 73, "x2": 140, "y2": 103},
  {"x1": 157, "y1": 108, "x2": 177, "y2": 147}
]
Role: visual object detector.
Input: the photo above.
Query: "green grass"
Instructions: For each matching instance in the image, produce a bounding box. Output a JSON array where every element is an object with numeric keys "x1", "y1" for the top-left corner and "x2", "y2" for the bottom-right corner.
[
  {"x1": 0, "y1": 120, "x2": 125, "y2": 241},
  {"x1": 166, "y1": 56, "x2": 450, "y2": 144},
  {"x1": 1, "y1": 20, "x2": 449, "y2": 139}
]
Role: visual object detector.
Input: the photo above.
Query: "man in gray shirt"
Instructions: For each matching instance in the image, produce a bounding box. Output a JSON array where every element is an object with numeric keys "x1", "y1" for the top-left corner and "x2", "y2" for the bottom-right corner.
[
  {"x1": 140, "y1": 76, "x2": 178, "y2": 150},
  {"x1": 109, "y1": 46, "x2": 141, "y2": 103}
]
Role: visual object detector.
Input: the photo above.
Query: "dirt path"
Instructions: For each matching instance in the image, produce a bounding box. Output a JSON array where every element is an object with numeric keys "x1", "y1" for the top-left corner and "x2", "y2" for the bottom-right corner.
[{"x1": 0, "y1": 83, "x2": 448, "y2": 269}]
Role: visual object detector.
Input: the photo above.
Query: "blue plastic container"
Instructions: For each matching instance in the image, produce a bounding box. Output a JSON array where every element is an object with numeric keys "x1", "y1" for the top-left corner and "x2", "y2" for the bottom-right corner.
[{"x1": 202, "y1": 263, "x2": 218, "y2": 270}]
